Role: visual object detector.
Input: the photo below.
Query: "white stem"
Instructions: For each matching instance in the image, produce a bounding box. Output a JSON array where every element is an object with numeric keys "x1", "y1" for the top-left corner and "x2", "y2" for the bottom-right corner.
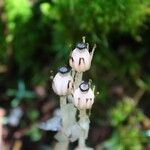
[
  {"x1": 79, "y1": 109, "x2": 86, "y2": 118},
  {"x1": 54, "y1": 139, "x2": 69, "y2": 150},
  {"x1": 82, "y1": 36, "x2": 86, "y2": 43},
  {"x1": 87, "y1": 43, "x2": 89, "y2": 51},
  {"x1": 60, "y1": 96, "x2": 67, "y2": 127},
  {"x1": 78, "y1": 109, "x2": 87, "y2": 148},
  {"x1": 75, "y1": 72, "x2": 83, "y2": 89},
  {"x1": 60, "y1": 96, "x2": 67, "y2": 109},
  {"x1": 79, "y1": 137, "x2": 85, "y2": 148},
  {"x1": 54, "y1": 96, "x2": 69, "y2": 150}
]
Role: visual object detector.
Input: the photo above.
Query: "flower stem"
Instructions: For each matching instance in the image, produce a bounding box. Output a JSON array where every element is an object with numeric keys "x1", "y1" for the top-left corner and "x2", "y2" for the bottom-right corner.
[
  {"x1": 75, "y1": 72, "x2": 83, "y2": 89},
  {"x1": 78, "y1": 109, "x2": 88, "y2": 148},
  {"x1": 60, "y1": 96, "x2": 67, "y2": 109},
  {"x1": 54, "y1": 96, "x2": 69, "y2": 150},
  {"x1": 60, "y1": 96, "x2": 67, "y2": 127}
]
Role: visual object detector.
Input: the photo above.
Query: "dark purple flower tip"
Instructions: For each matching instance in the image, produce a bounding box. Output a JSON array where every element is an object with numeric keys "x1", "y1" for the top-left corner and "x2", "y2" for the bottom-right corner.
[
  {"x1": 79, "y1": 82, "x2": 89, "y2": 92},
  {"x1": 58, "y1": 66, "x2": 71, "y2": 74},
  {"x1": 76, "y1": 42, "x2": 87, "y2": 50}
]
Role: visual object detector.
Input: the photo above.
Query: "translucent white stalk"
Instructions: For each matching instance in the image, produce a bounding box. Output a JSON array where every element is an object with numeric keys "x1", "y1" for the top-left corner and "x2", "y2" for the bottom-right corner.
[
  {"x1": 60, "y1": 96, "x2": 67, "y2": 125},
  {"x1": 75, "y1": 109, "x2": 93, "y2": 150},
  {"x1": 82, "y1": 36, "x2": 86, "y2": 43},
  {"x1": 54, "y1": 96, "x2": 69, "y2": 150},
  {"x1": 74, "y1": 72, "x2": 83, "y2": 89},
  {"x1": 78, "y1": 109, "x2": 87, "y2": 148}
]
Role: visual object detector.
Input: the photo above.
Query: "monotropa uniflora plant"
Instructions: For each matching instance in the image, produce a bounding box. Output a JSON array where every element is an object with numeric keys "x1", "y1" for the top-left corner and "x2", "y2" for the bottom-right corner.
[{"x1": 52, "y1": 37, "x2": 96, "y2": 150}]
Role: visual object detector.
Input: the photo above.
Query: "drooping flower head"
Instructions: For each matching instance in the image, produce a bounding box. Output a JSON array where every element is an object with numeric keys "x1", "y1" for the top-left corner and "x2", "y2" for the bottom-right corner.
[
  {"x1": 73, "y1": 82, "x2": 94, "y2": 109},
  {"x1": 52, "y1": 66, "x2": 73, "y2": 96},
  {"x1": 69, "y1": 42, "x2": 92, "y2": 73}
]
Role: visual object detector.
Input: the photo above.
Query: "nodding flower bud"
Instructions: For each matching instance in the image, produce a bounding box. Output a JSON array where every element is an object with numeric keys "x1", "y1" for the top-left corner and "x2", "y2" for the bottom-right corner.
[
  {"x1": 52, "y1": 66, "x2": 73, "y2": 96},
  {"x1": 69, "y1": 42, "x2": 92, "y2": 73},
  {"x1": 73, "y1": 82, "x2": 94, "y2": 109}
]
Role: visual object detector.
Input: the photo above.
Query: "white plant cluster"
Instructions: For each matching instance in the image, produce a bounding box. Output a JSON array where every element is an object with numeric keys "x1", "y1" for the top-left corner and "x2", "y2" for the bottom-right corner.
[{"x1": 52, "y1": 37, "x2": 96, "y2": 150}]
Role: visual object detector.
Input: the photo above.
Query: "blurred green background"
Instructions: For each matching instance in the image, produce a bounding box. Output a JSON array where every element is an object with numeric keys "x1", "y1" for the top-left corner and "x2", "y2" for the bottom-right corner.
[{"x1": 0, "y1": 0, "x2": 150, "y2": 150}]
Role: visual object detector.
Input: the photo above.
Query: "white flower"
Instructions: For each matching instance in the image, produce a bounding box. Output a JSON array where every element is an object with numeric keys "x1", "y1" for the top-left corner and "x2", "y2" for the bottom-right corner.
[
  {"x1": 69, "y1": 42, "x2": 92, "y2": 73},
  {"x1": 52, "y1": 66, "x2": 73, "y2": 96},
  {"x1": 73, "y1": 82, "x2": 94, "y2": 109}
]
